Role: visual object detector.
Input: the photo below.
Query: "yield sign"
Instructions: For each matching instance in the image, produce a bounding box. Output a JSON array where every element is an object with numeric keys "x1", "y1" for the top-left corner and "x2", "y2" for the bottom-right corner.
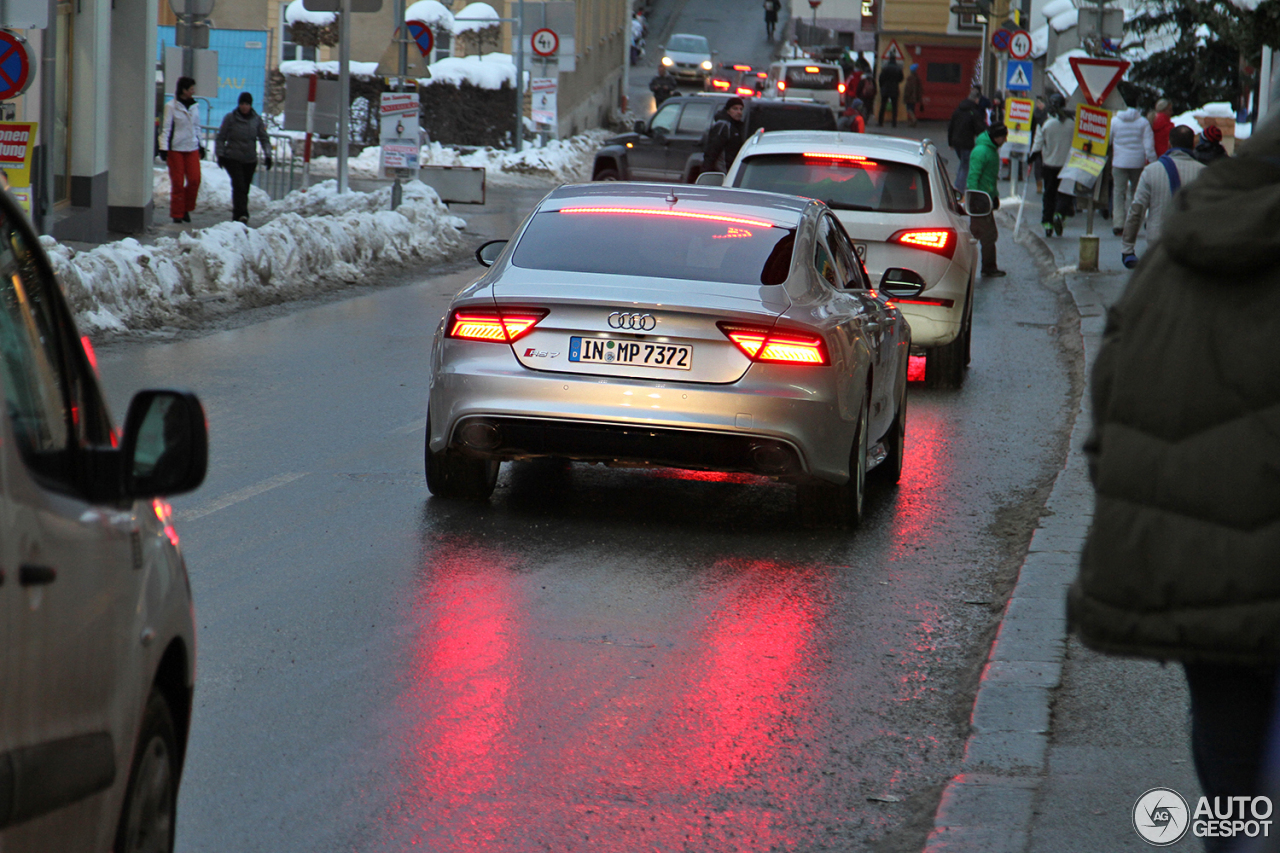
[{"x1": 1069, "y1": 56, "x2": 1130, "y2": 106}]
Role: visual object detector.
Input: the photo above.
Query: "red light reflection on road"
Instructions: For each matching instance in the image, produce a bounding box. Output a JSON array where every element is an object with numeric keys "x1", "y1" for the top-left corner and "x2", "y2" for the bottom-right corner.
[
  {"x1": 640, "y1": 468, "x2": 767, "y2": 485},
  {"x1": 390, "y1": 547, "x2": 831, "y2": 851},
  {"x1": 907, "y1": 354, "x2": 927, "y2": 383}
]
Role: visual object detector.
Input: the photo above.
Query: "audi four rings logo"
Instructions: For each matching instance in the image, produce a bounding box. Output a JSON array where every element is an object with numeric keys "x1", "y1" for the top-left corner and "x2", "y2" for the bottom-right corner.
[{"x1": 608, "y1": 312, "x2": 657, "y2": 331}]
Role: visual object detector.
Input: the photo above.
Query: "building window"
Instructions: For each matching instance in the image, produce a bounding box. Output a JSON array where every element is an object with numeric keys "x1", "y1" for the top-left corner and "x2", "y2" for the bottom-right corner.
[
  {"x1": 280, "y1": 7, "x2": 318, "y2": 62},
  {"x1": 927, "y1": 62, "x2": 962, "y2": 84},
  {"x1": 954, "y1": 8, "x2": 984, "y2": 31}
]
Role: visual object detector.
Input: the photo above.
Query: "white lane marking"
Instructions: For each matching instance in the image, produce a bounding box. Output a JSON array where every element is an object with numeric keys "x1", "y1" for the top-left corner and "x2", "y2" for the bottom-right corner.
[
  {"x1": 391, "y1": 419, "x2": 425, "y2": 435},
  {"x1": 180, "y1": 472, "x2": 307, "y2": 522}
]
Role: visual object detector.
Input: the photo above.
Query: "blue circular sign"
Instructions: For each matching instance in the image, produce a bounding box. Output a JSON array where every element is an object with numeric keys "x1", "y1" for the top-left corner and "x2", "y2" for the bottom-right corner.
[
  {"x1": 406, "y1": 20, "x2": 434, "y2": 59},
  {"x1": 0, "y1": 31, "x2": 33, "y2": 101},
  {"x1": 991, "y1": 28, "x2": 1012, "y2": 52}
]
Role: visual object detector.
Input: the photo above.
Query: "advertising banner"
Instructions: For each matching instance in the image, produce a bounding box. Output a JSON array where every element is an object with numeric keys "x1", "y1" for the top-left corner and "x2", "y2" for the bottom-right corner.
[{"x1": 1004, "y1": 97, "x2": 1033, "y2": 152}]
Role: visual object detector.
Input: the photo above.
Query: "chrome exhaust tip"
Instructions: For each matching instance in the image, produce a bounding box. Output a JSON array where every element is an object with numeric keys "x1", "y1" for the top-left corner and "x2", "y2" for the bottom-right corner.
[
  {"x1": 750, "y1": 442, "x2": 792, "y2": 475},
  {"x1": 458, "y1": 421, "x2": 502, "y2": 451}
]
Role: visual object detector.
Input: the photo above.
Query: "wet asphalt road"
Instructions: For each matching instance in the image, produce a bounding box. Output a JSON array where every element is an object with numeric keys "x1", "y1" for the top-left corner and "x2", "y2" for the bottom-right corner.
[{"x1": 92, "y1": 201, "x2": 1080, "y2": 851}]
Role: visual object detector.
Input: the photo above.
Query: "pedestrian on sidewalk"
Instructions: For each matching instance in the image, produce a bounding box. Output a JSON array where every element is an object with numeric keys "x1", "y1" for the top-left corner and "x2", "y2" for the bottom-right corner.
[
  {"x1": 763, "y1": 0, "x2": 781, "y2": 41},
  {"x1": 1030, "y1": 95, "x2": 1047, "y2": 193},
  {"x1": 215, "y1": 92, "x2": 273, "y2": 225},
  {"x1": 649, "y1": 66, "x2": 678, "y2": 106},
  {"x1": 856, "y1": 69, "x2": 877, "y2": 120},
  {"x1": 1151, "y1": 99, "x2": 1175, "y2": 155},
  {"x1": 158, "y1": 76, "x2": 204, "y2": 225},
  {"x1": 966, "y1": 123, "x2": 1008, "y2": 277},
  {"x1": 948, "y1": 86, "x2": 987, "y2": 191},
  {"x1": 701, "y1": 97, "x2": 745, "y2": 174},
  {"x1": 1070, "y1": 116, "x2": 1280, "y2": 850},
  {"x1": 1109, "y1": 106, "x2": 1157, "y2": 235},
  {"x1": 877, "y1": 56, "x2": 904, "y2": 127},
  {"x1": 1194, "y1": 125, "x2": 1230, "y2": 164},
  {"x1": 1119, "y1": 125, "x2": 1206, "y2": 268},
  {"x1": 1029, "y1": 92, "x2": 1074, "y2": 237},
  {"x1": 902, "y1": 64, "x2": 922, "y2": 127},
  {"x1": 837, "y1": 99, "x2": 865, "y2": 132}
]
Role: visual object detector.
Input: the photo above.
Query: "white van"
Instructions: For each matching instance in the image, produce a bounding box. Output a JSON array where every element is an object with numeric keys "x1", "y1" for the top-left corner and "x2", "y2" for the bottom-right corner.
[
  {"x1": 766, "y1": 60, "x2": 845, "y2": 109},
  {"x1": 0, "y1": 187, "x2": 209, "y2": 852}
]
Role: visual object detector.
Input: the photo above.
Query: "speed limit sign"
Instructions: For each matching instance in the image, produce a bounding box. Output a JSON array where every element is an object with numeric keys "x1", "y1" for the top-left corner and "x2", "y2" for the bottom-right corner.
[{"x1": 531, "y1": 27, "x2": 559, "y2": 58}]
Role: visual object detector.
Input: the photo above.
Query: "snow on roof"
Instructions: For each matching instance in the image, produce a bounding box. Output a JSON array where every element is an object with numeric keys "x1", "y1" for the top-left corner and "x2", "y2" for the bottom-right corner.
[
  {"x1": 1030, "y1": 24, "x2": 1048, "y2": 58},
  {"x1": 1050, "y1": 8, "x2": 1079, "y2": 33},
  {"x1": 451, "y1": 2, "x2": 500, "y2": 34},
  {"x1": 405, "y1": 0, "x2": 454, "y2": 28},
  {"x1": 1228, "y1": 0, "x2": 1261, "y2": 8},
  {"x1": 279, "y1": 59, "x2": 381, "y2": 78},
  {"x1": 420, "y1": 52, "x2": 516, "y2": 89},
  {"x1": 285, "y1": 0, "x2": 336, "y2": 26},
  {"x1": 1040, "y1": 0, "x2": 1075, "y2": 22},
  {"x1": 1046, "y1": 48, "x2": 1090, "y2": 96}
]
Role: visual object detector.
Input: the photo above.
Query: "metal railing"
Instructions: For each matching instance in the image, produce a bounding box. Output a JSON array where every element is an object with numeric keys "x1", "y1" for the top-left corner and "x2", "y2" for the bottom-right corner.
[{"x1": 199, "y1": 125, "x2": 300, "y2": 201}]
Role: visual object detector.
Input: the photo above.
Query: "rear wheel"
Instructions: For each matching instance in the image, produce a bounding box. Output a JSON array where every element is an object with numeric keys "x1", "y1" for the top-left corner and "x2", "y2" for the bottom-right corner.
[
  {"x1": 874, "y1": 380, "x2": 907, "y2": 485},
  {"x1": 962, "y1": 289, "x2": 974, "y2": 367},
  {"x1": 115, "y1": 689, "x2": 178, "y2": 853},
  {"x1": 594, "y1": 168, "x2": 620, "y2": 181},
  {"x1": 925, "y1": 296, "x2": 970, "y2": 389},
  {"x1": 425, "y1": 419, "x2": 500, "y2": 500},
  {"x1": 796, "y1": 398, "x2": 868, "y2": 528}
]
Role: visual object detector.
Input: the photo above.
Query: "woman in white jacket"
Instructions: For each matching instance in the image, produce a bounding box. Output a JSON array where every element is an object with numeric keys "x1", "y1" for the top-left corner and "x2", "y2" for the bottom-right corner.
[
  {"x1": 1109, "y1": 107, "x2": 1156, "y2": 235},
  {"x1": 158, "y1": 76, "x2": 203, "y2": 224}
]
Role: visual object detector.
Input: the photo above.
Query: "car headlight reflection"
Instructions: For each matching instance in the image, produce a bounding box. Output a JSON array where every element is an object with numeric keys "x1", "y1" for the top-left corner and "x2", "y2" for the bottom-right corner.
[
  {"x1": 662, "y1": 56, "x2": 674, "y2": 67},
  {"x1": 701, "y1": 60, "x2": 713, "y2": 70}
]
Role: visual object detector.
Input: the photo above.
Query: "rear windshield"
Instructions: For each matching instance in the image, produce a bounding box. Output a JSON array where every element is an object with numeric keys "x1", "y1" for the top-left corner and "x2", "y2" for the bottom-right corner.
[
  {"x1": 745, "y1": 104, "x2": 837, "y2": 133},
  {"x1": 668, "y1": 35, "x2": 708, "y2": 52},
  {"x1": 783, "y1": 65, "x2": 841, "y2": 90},
  {"x1": 733, "y1": 154, "x2": 932, "y2": 214},
  {"x1": 512, "y1": 210, "x2": 797, "y2": 286}
]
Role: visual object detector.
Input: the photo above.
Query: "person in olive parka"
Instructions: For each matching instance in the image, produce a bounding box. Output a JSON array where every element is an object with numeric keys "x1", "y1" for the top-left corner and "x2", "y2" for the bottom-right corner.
[{"x1": 1069, "y1": 113, "x2": 1280, "y2": 841}]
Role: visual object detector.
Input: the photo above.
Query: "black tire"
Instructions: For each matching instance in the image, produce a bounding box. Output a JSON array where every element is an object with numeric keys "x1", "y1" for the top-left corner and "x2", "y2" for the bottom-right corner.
[
  {"x1": 594, "y1": 168, "x2": 621, "y2": 181},
  {"x1": 873, "y1": 377, "x2": 907, "y2": 485},
  {"x1": 925, "y1": 320, "x2": 967, "y2": 389},
  {"x1": 424, "y1": 420, "x2": 500, "y2": 500},
  {"x1": 796, "y1": 398, "x2": 868, "y2": 528},
  {"x1": 115, "y1": 689, "x2": 179, "y2": 853},
  {"x1": 962, "y1": 289, "x2": 974, "y2": 367}
]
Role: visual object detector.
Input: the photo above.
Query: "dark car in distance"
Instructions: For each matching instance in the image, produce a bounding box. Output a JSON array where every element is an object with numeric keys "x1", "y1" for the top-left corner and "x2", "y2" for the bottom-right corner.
[{"x1": 592, "y1": 95, "x2": 837, "y2": 184}]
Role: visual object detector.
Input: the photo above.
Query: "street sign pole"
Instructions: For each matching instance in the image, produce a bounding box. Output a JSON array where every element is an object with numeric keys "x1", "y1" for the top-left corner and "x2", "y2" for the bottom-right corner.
[
  {"x1": 338, "y1": 0, "x2": 351, "y2": 193},
  {"x1": 393, "y1": 0, "x2": 408, "y2": 210},
  {"x1": 515, "y1": 0, "x2": 524, "y2": 152}
]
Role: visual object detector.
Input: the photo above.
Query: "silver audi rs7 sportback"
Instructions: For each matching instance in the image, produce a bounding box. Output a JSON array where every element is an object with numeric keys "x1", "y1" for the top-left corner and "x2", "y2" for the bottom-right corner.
[{"x1": 425, "y1": 183, "x2": 923, "y2": 526}]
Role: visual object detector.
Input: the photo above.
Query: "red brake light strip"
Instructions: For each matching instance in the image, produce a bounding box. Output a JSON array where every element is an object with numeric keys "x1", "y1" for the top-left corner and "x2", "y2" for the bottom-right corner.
[
  {"x1": 558, "y1": 208, "x2": 775, "y2": 228},
  {"x1": 803, "y1": 152, "x2": 869, "y2": 161},
  {"x1": 718, "y1": 323, "x2": 828, "y2": 365},
  {"x1": 893, "y1": 230, "x2": 952, "y2": 251},
  {"x1": 449, "y1": 308, "x2": 547, "y2": 343}
]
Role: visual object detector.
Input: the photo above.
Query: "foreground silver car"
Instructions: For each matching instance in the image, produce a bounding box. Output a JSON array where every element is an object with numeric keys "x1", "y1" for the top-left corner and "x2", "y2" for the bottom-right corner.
[{"x1": 426, "y1": 183, "x2": 922, "y2": 525}]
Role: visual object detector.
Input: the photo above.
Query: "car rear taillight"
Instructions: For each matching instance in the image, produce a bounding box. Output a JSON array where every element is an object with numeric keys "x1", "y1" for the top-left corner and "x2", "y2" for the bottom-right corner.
[
  {"x1": 838, "y1": 83, "x2": 847, "y2": 94},
  {"x1": 777, "y1": 80, "x2": 786, "y2": 91},
  {"x1": 447, "y1": 307, "x2": 548, "y2": 343},
  {"x1": 718, "y1": 323, "x2": 829, "y2": 365},
  {"x1": 888, "y1": 228, "x2": 957, "y2": 259},
  {"x1": 733, "y1": 64, "x2": 752, "y2": 71},
  {"x1": 712, "y1": 79, "x2": 731, "y2": 89},
  {"x1": 737, "y1": 87, "x2": 756, "y2": 96}
]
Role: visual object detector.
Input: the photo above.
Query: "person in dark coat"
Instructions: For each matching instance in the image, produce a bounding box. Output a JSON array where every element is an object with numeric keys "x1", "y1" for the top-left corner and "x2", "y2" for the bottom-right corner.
[
  {"x1": 701, "y1": 97, "x2": 745, "y2": 173},
  {"x1": 877, "y1": 57, "x2": 904, "y2": 127},
  {"x1": 948, "y1": 86, "x2": 987, "y2": 191},
  {"x1": 649, "y1": 66, "x2": 679, "y2": 106},
  {"x1": 1194, "y1": 124, "x2": 1230, "y2": 164},
  {"x1": 215, "y1": 92, "x2": 272, "y2": 224},
  {"x1": 1070, "y1": 116, "x2": 1280, "y2": 850},
  {"x1": 763, "y1": 0, "x2": 781, "y2": 41},
  {"x1": 902, "y1": 64, "x2": 923, "y2": 126}
]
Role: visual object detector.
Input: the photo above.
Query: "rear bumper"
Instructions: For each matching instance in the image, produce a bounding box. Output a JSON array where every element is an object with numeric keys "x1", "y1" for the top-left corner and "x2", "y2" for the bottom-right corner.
[{"x1": 428, "y1": 343, "x2": 857, "y2": 483}]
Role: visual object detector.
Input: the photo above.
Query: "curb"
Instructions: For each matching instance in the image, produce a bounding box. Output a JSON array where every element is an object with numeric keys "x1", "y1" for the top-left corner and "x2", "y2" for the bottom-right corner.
[{"x1": 922, "y1": 209, "x2": 1113, "y2": 853}]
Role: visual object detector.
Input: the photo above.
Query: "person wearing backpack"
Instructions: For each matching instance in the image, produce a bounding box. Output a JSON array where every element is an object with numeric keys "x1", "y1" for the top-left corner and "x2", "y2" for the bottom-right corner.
[{"x1": 1121, "y1": 125, "x2": 1206, "y2": 268}]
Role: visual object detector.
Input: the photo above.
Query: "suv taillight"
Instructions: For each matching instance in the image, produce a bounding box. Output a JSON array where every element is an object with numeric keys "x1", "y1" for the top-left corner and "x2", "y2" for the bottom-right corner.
[
  {"x1": 447, "y1": 307, "x2": 548, "y2": 343},
  {"x1": 888, "y1": 228, "x2": 957, "y2": 259},
  {"x1": 718, "y1": 323, "x2": 829, "y2": 365}
]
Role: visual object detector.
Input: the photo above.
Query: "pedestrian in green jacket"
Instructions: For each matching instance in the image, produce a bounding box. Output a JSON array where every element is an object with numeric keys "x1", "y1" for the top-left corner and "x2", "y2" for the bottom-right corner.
[
  {"x1": 966, "y1": 123, "x2": 1007, "y2": 276},
  {"x1": 1070, "y1": 113, "x2": 1280, "y2": 837}
]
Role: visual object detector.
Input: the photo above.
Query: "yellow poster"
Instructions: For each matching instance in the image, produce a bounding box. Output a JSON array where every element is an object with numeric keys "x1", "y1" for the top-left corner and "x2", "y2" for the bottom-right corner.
[
  {"x1": 1065, "y1": 105, "x2": 1110, "y2": 178},
  {"x1": 0, "y1": 122, "x2": 38, "y2": 189},
  {"x1": 1004, "y1": 97, "x2": 1034, "y2": 150}
]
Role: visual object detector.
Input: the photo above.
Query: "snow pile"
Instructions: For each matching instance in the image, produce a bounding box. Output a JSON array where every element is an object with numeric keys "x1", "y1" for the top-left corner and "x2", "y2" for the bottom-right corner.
[
  {"x1": 1039, "y1": 0, "x2": 1074, "y2": 24},
  {"x1": 1049, "y1": 7, "x2": 1079, "y2": 33},
  {"x1": 279, "y1": 59, "x2": 382, "y2": 78},
  {"x1": 50, "y1": 181, "x2": 467, "y2": 334},
  {"x1": 451, "y1": 2, "x2": 499, "y2": 33},
  {"x1": 1172, "y1": 102, "x2": 1252, "y2": 141},
  {"x1": 153, "y1": 162, "x2": 273, "y2": 217},
  {"x1": 420, "y1": 52, "x2": 516, "y2": 89},
  {"x1": 1046, "y1": 49, "x2": 1091, "y2": 98},
  {"x1": 405, "y1": 0, "x2": 454, "y2": 28},
  {"x1": 285, "y1": 0, "x2": 335, "y2": 25}
]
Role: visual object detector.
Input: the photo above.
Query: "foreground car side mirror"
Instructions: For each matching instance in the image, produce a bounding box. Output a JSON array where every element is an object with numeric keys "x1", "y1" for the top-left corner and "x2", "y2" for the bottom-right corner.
[
  {"x1": 695, "y1": 171, "x2": 725, "y2": 186},
  {"x1": 633, "y1": 120, "x2": 647, "y2": 134},
  {"x1": 963, "y1": 189, "x2": 993, "y2": 217},
  {"x1": 120, "y1": 390, "x2": 208, "y2": 499},
  {"x1": 475, "y1": 239, "x2": 508, "y2": 267},
  {"x1": 879, "y1": 268, "x2": 927, "y2": 299}
]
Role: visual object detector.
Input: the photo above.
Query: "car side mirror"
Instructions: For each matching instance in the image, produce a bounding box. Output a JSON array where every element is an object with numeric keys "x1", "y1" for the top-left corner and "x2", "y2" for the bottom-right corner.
[
  {"x1": 695, "y1": 171, "x2": 725, "y2": 186},
  {"x1": 120, "y1": 390, "x2": 208, "y2": 499},
  {"x1": 963, "y1": 189, "x2": 992, "y2": 217},
  {"x1": 633, "y1": 120, "x2": 647, "y2": 134},
  {"x1": 476, "y1": 239, "x2": 508, "y2": 267},
  {"x1": 879, "y1": 268, "x2": 926, "y2": 299}
]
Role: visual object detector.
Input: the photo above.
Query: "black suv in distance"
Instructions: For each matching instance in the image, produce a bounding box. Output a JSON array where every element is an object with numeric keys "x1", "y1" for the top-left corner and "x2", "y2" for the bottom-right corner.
[{"x1": 592, "y1": 95, "x2": 837, "y2": 184}]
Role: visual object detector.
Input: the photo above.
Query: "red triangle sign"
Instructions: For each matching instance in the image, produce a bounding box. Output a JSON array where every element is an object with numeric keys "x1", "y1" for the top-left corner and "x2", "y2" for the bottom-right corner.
[{"x1": 1069, "y1": 56, "x2": 1130, "y2": 106}]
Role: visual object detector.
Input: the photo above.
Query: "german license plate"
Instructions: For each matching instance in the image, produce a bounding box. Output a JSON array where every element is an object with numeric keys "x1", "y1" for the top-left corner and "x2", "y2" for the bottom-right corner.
[
  {"x1": 569, "y1": 337, "x2": 692, "y2": 370},
  {"x1": 853, "y1": 242, "x2": 868, "y2": 260}
]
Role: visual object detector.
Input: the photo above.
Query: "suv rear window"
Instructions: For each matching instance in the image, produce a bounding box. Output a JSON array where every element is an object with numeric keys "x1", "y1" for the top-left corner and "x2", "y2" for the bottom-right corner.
[
  {"x1": 513, "y1": 210, "x2": 797, "y2": 286},
  {"x1": 745, "y1": 104, "x2": 837, "y2": 133},
  {"x1": 733, "y1": 153, "x2": 932, "y2": 214},
  {"x1": 782, "y1": 65, "x2": 841, "y2": 90}
]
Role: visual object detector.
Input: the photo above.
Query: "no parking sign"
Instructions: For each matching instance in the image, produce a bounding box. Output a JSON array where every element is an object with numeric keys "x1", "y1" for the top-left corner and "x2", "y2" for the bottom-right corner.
[{"x1": 0, "y1": 31, "x2": 36, "y2": 100}]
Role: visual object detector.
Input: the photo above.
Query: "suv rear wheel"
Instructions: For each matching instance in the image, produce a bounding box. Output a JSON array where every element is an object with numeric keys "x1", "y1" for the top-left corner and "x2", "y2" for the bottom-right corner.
[
  {"x1": 594, "y1": 168, "x2": 620, "y2": 181},
  {"x1": 925, "y1": 295, "x2": 971, "y2": 389}
]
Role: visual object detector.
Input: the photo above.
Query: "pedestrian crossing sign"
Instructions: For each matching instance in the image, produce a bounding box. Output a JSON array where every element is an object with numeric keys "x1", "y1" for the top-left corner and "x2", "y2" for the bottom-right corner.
[{"x1": 1006, "y1": 60, "x2": 1032, "y2": 92}]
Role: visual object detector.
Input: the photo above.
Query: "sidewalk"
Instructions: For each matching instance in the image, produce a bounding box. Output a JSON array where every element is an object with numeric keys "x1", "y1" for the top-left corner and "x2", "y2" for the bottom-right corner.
[{"x1": 925, "y1": 192, "x2": 1205, "y2": 852}]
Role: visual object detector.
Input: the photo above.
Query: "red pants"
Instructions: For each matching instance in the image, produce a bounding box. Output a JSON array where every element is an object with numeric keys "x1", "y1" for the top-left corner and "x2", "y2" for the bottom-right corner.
[{"x1": 167, "y1": 150, "x2": 202, "y2": 220}]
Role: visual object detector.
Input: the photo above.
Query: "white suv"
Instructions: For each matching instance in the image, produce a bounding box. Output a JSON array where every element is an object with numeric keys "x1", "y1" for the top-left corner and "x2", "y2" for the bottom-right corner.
[
  {"x1": 0, "y1": 189, "x2": 208, "y2": 852},
  {"x1": 725, "y1": 130, "x2": 980, "y2": 387}
]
